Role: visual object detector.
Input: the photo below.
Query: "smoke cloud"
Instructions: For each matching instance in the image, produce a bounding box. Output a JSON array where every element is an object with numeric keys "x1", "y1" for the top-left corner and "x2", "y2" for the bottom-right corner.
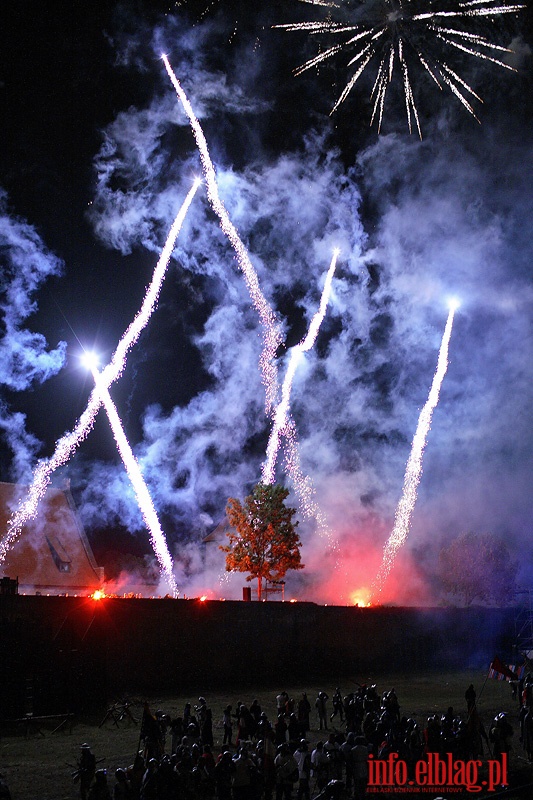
[
  {"x1": 1, "y1": 6, "x2": 531, "y2": 603},
  {"x1": 0, "y1": 190, "x2": 67, "y2": 481}
]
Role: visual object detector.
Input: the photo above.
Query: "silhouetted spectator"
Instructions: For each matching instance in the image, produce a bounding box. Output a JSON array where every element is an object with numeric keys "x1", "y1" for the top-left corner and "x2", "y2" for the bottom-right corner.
[
  {"x1": 88, "y1": 769, "x2": 111, "y2": 800},
  {"x1": 293, "y1": 740, "x2": 311, "y2": 800},
  {"x1": 316, "y1": 692, "x2": 329, "y2": 731},
  {"x1": 352, "y1": 736, "x2": 369, "y2": 800},
  {"x1": 77, "y1": 744, "x2": 97, "y2": 800},
  {"x1": 489, "y1": 712, "x2": 514, "y2": 763},
  {"x1": 274, "y1": 743, "x2": 298, "y2": 800},
  {"x1": 223, "y1": 705, "x2": 233, "y2": 746},
  {"x1": 330, "y1": 689, "x2": 344, "y2": 723},
  {"x1": 311, "y1": 741, "x2": 329, "y2": 791},
  {"x1": 465, "y1": 684, "x2": 476, "y2": 712},
  {"x1": 275, "y1": 714, "x2": 288, "y2": 746},
  {"x1": 113, "y1": 768, "x2": 132, "y2": 800},
  {"x1": 0, "y1": 773, "x2": 11, "y2": 800},
  {"x1": 215, "y1": 750, "x2": 233, "y2": 800},
  {"x1": 298, "y1": 693, "x2": 311, "y2": 736}
]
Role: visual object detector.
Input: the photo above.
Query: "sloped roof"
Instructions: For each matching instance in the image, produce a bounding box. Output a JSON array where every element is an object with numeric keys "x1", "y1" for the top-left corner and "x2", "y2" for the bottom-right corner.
[
  {"x1": 202, "y1": 517, "x2": 232, "y2": 544},
  {"x1": 0, "y1": 481, "x2": 103, "y2": 593}
]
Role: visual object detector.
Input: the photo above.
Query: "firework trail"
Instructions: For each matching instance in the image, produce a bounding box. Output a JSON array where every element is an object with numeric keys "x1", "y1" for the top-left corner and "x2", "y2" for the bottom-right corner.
[
  {"x1": 369, "y1": 302, "x2": 458, "y2": 601},
  {"x1": 262, "y1": 250, "x2": 339, "y2": 552},
  {"x1": 283, "y1": 419, "x2": 337, "y2": 552},
  {"x1": 162, "y1": 54, "x2": 284, "y2": 415},
  {"x1": 0, "y1": 181, "x2": 200, "y2": 565},
  {"x1": 262, "y1": 249, "x2": 339, "y2": 485},
  {"x1": 89, "y1": 360, "x2": 178, "y2": 596},
  {"x1": 275, "y1": 1, "x2": 524, "y2": 135}
]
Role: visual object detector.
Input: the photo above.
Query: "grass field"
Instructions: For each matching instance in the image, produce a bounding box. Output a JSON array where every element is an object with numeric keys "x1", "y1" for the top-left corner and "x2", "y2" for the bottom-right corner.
[{"x1": 1, "y1": 669, "x2": 532, "y2": 800}]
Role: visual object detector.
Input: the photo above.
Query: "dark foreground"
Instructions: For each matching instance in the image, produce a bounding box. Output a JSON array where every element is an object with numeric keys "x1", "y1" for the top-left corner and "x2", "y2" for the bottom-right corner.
[{"x1": 1, "y1": 670, "x2": 532, "y2": 800}]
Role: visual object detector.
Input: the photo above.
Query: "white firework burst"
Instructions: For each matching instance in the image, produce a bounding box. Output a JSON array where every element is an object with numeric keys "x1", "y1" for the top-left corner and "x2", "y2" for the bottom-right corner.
[{"x1": 275, "y1": 0, "x2": 525, "y2": 136}]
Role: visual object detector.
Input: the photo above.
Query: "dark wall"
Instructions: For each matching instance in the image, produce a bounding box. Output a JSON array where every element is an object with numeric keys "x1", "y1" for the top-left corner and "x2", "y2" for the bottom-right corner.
[{"x1": 0, "y1": 596, "x2": 517, "y2": 715}]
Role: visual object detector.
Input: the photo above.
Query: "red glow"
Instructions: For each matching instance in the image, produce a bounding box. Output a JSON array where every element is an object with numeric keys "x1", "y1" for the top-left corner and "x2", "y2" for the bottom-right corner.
[
  {"x1": 199, "y1": 595, "x2": 208, "y2": 602},
  {"x1": 90, "y1": 589, "x2": 106, "y2": 601},
  {"x1": 300, "y1": 518, "x2": 433, "y2": 606},
  {"x1": 350, "y1": 589, "x2": 371, "y2": 607}
]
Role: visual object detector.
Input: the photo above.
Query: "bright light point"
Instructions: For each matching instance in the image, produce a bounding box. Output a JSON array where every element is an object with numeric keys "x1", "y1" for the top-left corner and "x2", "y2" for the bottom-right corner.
[
  {"x1": 80, "y1": 351, "x2": 100, "y2": 371},
  {"x1": 332, "y1": 247, "x2": 340, "y2": 257},
  {"x1": 199, "y1": 595, "x2": 207, "y2": 602},
  {"x1": 447, "y1": 297, "x2": 461, "y2": 311},
  {"x1": 350, "y1": 589, "x2": 371, "y2": 607},
  {"x1": 91, "y1": 589, "x2": 105, "y2": 601},
  {"x1": 0, "y1": 180, "x2": 198, "y2": 577},
  {"x1": 193, "y1": 176, "x2": 202, "y2": 188}
]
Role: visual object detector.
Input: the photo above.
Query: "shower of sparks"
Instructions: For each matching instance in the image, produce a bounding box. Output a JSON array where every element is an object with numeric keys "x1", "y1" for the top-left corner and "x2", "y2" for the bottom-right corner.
[
  {"x1": 0, "y1": 181, "x2": 200, "y2": 565},
  {"x1": 262, "y1": 249, "x2": 339, "y2": 485},
  {"x1": 369, "y1": 302, "x2": 458, "y2": 601},
  {"x1": 162, "y1": 54, "x2": 284, "y2": 415},
  {"x1": 275, "y1": 0, "x2": 524, "y2": 135},
  {"x1": 88, "y1": 359, "x2": 179, "y2": 597},
  {"x1": 283, "y1": 421, "x2": 338, "y2": 551}
]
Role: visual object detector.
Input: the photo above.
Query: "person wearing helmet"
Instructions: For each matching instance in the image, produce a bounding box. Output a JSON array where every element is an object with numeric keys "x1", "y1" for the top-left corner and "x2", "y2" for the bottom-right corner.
[
  {"x1": 76, "y1": 744, "x2": 97, "y2": 800},
  {"x1": 293, "y1": 740, "x2": 311, "y2": 800},
  {"x1": 489, "y1": 712, "x2": 513, "y2": 763},
  {"x1": 140, "y1": 759, "x2": 159, "y2": 800},
  {"x1": 88, "y1": 769, "x2": 111, "y2": 800},
  {"x1": 274, "y1": 742, "x2": 298, "y2": 800},
  {"x1": 113, "y1": 768, "x2": 131, "y2": 800}
]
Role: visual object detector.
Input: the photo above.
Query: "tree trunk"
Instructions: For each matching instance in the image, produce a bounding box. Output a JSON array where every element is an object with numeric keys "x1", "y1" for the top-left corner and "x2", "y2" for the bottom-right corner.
[{"x1": 257, "y1": 576, "x2": 262, "y2": 601}]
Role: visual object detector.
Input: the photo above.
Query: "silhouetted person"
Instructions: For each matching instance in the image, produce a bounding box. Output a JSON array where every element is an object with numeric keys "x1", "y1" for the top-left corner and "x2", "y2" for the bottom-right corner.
[
  {"x1": 77, "y1": 744, "x2": 96, "y2": 800},
  {"x1": 465, "y1": 684, "x2": 476, "y2": 712}
]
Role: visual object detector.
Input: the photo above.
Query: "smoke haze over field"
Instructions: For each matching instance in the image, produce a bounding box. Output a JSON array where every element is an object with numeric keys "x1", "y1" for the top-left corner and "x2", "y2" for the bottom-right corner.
[{"x1": 0, "y1": 2, "x2": 531, "y2": 602}]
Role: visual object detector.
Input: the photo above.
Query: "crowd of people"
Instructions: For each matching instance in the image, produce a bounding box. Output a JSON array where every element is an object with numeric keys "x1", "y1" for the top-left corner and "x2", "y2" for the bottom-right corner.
[
  {"x1": 64, "y1": 674, "x2": 533, "y2": 800},
  {"x1": 1, "y1": 677, "x2": 530, "y2": 800}
]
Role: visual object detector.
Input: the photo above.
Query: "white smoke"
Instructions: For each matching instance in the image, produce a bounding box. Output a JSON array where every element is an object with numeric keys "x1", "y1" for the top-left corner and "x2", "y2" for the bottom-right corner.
[
  {"x1": 2, "y1": 7, "x2": 532, "y2": 602},
  {"x1": 0, "y1": 190, "x2": 67, "y2": 481}
]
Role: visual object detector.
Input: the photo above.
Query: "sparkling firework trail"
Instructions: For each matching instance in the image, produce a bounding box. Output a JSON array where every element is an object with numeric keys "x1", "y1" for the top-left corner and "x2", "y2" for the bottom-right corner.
[
  {"x1": 275, "y1": 1, "x2": 524, "y2": 134},
  {"x1": 89, "y1": 361, "x2": 178, "y2": 596},
  {"x1": 283, "y1": 420, "x2": 337, "y2": 550},
  {"x1": 0, "y1": 181, "x2": 200, "y2": 565},
  {"x1": 162, "y1": 54, "x2": 284, "y2": 415},
  {"x1": 264, "y1": 250, "x2": 340, "y2": 553},
  {"x1": 369, "y1": 302, "x2": 458, "y2": 601},
  {"x1": 262, "y1": 249, "x2": 339, "y2": 485}
]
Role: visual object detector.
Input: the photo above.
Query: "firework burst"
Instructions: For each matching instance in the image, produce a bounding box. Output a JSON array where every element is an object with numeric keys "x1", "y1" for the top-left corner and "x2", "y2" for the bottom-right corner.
[{"x1": 275, "y1": 0, "x2": 524, "y2": 136}]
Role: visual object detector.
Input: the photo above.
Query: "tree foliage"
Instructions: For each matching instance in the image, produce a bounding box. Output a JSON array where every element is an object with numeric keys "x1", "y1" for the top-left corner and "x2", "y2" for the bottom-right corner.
[
  {"x1": 438, "y1": 532, "x2": 518, "y2": 606},
  {"x1": 222, "y1": 483, "x2": 303, "y2": 600}
]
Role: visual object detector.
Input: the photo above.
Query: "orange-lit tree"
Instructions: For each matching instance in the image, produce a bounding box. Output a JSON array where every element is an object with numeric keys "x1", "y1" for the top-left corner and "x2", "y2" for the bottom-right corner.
[{"x1": 222, "y1": 482, "x2": 303, "y2": 600}]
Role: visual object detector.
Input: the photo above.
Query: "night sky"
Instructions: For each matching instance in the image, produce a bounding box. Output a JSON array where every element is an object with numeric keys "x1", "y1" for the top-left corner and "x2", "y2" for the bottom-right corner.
[{"x1": 0, "y1": 1, "x2": 532, "y2": 602}]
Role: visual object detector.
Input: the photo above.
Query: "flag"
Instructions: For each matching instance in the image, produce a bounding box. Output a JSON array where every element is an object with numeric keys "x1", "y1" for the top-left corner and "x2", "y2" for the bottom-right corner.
[
  {"x1": 509, "y1": 663, "x2": 527, "y2": 680},
  {"x1": 489, "y1": 656, "x2": 518, "y2": 681},
  {"x1": 140, "y1": 702, "x2": 161, "y2": 741}
]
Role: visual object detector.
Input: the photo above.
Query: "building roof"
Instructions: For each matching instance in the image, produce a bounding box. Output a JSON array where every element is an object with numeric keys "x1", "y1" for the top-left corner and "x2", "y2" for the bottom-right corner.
[
  {"x1": 0, "y1": 481, "x2": 103, "y2": 594},
  {"x1": 202, "y1": 517, "x2": 232, "y2": 544}
]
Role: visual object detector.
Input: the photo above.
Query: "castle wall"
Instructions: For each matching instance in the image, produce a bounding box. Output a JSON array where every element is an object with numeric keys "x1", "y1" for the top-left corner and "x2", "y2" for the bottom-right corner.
[{"x1": 0, "y1": 596, "x2": 516, "y2": 715}]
